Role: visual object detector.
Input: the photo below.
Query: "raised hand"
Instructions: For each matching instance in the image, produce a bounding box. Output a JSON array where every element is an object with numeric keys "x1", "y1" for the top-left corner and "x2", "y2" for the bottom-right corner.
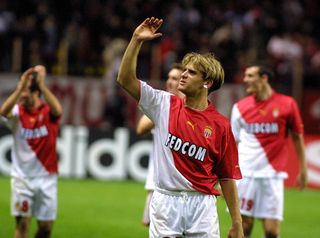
[
  {"x1": 17, "y1": 68, "x2": 34, "y2": 92},
  {"x1": 34, "y1": 65, "x2": 47, "y2": 90},
  {"x1": 133, "y1": 17, "x2": 163, "y2": 42}
]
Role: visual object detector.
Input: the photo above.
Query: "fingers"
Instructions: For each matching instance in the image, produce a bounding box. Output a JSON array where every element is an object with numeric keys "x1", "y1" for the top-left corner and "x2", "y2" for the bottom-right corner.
[
  {"x1": 21, "y1": 68, "x2": 34, "y2": 80},
  {"x1": 34, "y1": 65, "x2": 46, "y2": 78},
  {"x1": 145, "y1": 17, "x2": 163, "y2": 32},
  {"x1": 34, "y1": 65, "x2": 46, "y2": 72}
]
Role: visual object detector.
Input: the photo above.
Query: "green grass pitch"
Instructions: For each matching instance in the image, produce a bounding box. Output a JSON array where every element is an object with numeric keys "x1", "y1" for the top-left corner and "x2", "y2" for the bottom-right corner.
[{"x1": 1, "y1": 176, "x2": 319, "y2": 237}]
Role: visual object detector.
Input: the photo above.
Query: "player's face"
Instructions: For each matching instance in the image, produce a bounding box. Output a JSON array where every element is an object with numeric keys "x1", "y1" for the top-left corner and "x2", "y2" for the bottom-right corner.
[
  {"x1": 166, "y1": 68, "x2": 182, "y2": 95},
  {"x1": 178, "y1": 63, "x2": 204, "y2": 95},
  {"x1": 19, "y1": 88, "x2": 38, "y2": 109},
  {"x1": 243, "y1": 66, "x2": 263, "y2": 95}
]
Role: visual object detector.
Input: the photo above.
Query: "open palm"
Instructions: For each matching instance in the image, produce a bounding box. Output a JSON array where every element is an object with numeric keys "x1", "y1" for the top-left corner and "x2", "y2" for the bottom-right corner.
[{"x1": 133, "y1": 17, "x2": 163, "y2": 41}]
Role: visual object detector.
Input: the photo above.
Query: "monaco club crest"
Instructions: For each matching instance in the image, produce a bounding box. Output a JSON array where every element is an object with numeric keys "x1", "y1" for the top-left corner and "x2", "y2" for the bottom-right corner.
[
  {"x1": 272, "y1": 108, "x2": 280, "y2": 118},
  {"x1": 203, "y1": 126, "x2": 213, "y2": 138}
]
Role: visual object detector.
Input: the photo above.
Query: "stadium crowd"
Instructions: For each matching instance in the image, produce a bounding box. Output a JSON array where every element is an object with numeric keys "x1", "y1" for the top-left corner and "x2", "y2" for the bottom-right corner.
[{"x1": 0, "y1": 0, "x2": 319, "y2": 89}]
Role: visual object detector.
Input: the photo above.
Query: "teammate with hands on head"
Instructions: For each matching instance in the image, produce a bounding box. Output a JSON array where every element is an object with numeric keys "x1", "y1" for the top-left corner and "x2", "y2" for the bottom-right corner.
[
  {"x1": 231, "y1": 64, "x2": 307, "y2": 238},
  {"x1": 118, "y1": 17, "x2": 244, "y2": 238},
  {"x1": 0, "y1": 65, "x2": 62, "y2": 238}
]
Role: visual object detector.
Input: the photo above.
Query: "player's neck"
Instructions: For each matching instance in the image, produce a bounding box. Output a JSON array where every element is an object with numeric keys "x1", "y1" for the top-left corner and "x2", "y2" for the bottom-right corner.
[
  {"x1": 27, "y1": 98, "x2": 42, "y2": 110},
  {"x1": 185, "y1": 96, "x2": 208, "y2": 110},
  {"x1": 255, "y1": 85, "x2": 273, "y2": 101}
]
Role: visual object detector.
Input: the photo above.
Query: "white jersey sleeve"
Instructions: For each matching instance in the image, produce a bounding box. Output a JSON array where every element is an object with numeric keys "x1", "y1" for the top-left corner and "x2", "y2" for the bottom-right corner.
[
  {"x1": 230, "y1": 104, "x2": 242, "y2": 143},
  {"x1": 1, "y1": 104, "x2": 19, "y2": 130},
  {"x1": 139, "y1": 81, "x2": 171, "y2": 125}
]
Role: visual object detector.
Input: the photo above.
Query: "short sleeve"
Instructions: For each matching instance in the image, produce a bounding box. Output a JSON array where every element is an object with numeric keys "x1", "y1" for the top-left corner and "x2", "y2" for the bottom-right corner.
[
  {"x1": 138, "y1": 81, "x2": 170, "y2": 125},
  {"x1": 215, "y1": 124, "x2": 242, "y2": 180},
  {"x1": 230, "y1": 104, "x2": 241, "y2": 143},
  {"x1": 288, "y1": 99, "x2": 304, "y2": 134},
  {"x1": 1, "y1": 104, "x2": 19, "y2": 130}
]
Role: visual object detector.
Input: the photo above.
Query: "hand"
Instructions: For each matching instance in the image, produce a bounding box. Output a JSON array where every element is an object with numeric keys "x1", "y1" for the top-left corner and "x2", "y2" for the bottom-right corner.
[
  {"x1": 34, "y1": 65, "x2": 47, "y2": 90},
  {"x1": 228, "y1": 222, "x2": 244, "y2": 238},
  {"x1": 298, "y1": 168, "x2": 308, "y2": 190},
  {"x1": 133, "y1": 17, "x2": 163, "y2": 42},
  {"x1": 17, "y1": 68, "x2": 34, "y2": 92}
]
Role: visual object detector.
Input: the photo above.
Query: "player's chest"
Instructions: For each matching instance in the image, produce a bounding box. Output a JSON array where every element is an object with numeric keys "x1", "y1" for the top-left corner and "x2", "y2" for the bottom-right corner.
[
  {"x1": 241, "y1": 102, "x2": 289, "y2": 124},
  {"x1": 168, "y1": 109, "x2": 218, "y2": 147},
  {"x1": 20, "y1": 111, "x2": 47, "y2": 129}
]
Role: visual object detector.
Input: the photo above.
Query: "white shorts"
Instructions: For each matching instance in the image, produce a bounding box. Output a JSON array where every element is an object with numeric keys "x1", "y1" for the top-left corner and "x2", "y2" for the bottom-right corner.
[
  {"x1": 237, "y1": 177, "x2": 284, "y2": 220},
  {"x1": 149, "y1": 188, "x2": 219, "y2": 238},
  {"x1": 11, "y1": 175, "x2": 57, "y2": 221}
]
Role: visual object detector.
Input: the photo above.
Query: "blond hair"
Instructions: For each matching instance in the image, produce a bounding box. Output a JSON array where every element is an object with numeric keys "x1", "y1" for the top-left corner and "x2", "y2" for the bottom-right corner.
[{"x1": 182, "y1": 52, "x2": 224, "y2": 93}]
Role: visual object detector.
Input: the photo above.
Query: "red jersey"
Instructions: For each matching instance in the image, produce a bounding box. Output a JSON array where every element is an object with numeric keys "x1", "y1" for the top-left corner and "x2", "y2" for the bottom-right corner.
[
  {"x1": 231, "y1": 92, "x2": 304, "y2": 178},
  {"x1": 139, "y1": 81, "x2": 242, "y2": 195},
  {"x1": 5, "y1": 103, "x2": 60, "y2": 177}
]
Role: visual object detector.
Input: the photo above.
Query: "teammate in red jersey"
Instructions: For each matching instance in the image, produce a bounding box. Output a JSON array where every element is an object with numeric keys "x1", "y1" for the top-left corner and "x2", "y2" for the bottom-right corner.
[
  {"x1": 0, "y1": 65, "x2": 62, "y2": 238},
  {"x1": 118, "y1": 17, "x2": 243, "y2": 238},
  {"x1": 231, "y1": 64, "x2": 307, "y2": 238}
]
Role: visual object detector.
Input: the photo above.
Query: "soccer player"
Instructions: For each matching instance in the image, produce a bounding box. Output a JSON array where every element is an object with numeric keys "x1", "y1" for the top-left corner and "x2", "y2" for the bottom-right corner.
[
  {"x1": 230, "y1": 64, "x2": 308, "y2": 238},
  {"x1": 136, "y1": 63, "x2": 184, "y2": 226},
  {"x1": 118, "y1": 17, "x2": 243, "y2": 238},
  {"x1": 0, "y1": 65, "x2": 62, "y2": 238}
]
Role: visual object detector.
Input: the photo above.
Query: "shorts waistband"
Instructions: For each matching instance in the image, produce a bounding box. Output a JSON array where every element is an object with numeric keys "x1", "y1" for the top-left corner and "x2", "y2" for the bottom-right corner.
[{"x1": 155, "y1": 187, "x2": 203, "y2": 197}]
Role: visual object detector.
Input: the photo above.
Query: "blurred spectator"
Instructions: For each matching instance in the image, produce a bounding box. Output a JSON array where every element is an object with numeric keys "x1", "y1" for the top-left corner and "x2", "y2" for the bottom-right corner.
[{"x1": 0, "y1": 0, "x2": 319, "y2": 90}]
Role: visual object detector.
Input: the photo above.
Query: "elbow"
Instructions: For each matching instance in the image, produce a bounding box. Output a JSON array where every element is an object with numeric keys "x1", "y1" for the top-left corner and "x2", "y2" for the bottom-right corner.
[
  {"x1": 136, "y1": 128, "x2": 144, "y2": 136},
  {"x1": 116, "y1": 72, "x2": 127, "y2": 87},
  {"x1": 52, "y1": 106, "x2": 63, "y2": 117},
  {"x1": 0, "y1": 108, "x2": 8, "y2": 118}
]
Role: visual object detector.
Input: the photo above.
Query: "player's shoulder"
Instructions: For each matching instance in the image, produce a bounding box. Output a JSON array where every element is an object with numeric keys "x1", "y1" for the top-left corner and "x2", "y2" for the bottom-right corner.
[
  {"x1": 235, "y1": 95, "x2": 254, "y2": 110},
  {"x1": 209, "y1": 104, "x2": 231, "y2": 126},
  {"x1": 272, "y1": 92, "x2": 296, "y2": 105}
]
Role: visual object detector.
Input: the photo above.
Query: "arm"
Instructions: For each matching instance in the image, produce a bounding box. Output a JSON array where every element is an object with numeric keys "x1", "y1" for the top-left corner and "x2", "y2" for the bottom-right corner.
[
  {"x1": 34, "y1": 65, "x2": 62, "y2": 117},
  {"x1": 136, "y1": 115, "x2": 154, "y2": 136},
  {"x1": 0, "y1": 68, "x2": 34, "y2": 118},
  {"x1": 291, "y1": 133, "x2": 307, "y2": 190},
  {"x1": 117, "y1": 17, "x2": 163, "y2": 101},
  {"x1": 219, "y1": 179, "x2": 244, "y2": 238}
]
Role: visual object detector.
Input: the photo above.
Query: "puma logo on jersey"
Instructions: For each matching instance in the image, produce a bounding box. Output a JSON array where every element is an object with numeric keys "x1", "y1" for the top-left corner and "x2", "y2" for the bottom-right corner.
[
  {"x1": 20, "y1": 125, "x2": 48, "y2": 139},
  {"x1": 187, "y1": 120, "x2": 196, "y2": 130},
  {"x1": 165, "y1": 133, "x2": 206, "y2": 161},
  {"x1": 245, "y1": 122, "x2": 279, "y2": 134}
]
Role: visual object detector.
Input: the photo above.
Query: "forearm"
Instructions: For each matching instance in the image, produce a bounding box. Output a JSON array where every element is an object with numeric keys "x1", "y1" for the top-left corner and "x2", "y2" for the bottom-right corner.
[
  {"x1": 41, "y1": 85, "x2": 62, "y2": 116},
  {"x1": 293, "y1": 134, "x2": 307, "y2": 169},
  {"x1": 0, "y1": 89, "x2": 21, "y2": 117},
  {"x1": 117, "y1": 37, "x2": 142, "y2": 100},
  {"x1": 220, "y1": 179, "x2": 242, "y2": 225},
  {"x1": 136, "y1": 115, "x2": 154, "y2": 136},
  {"x1": 292, "y1": 133, "x2": 308, "y2": 189}
]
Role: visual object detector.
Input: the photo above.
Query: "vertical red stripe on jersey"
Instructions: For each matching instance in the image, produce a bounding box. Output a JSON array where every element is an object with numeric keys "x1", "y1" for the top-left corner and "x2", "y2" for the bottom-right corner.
[
  {"x1": 236, "y1": 93, "x2": 304, "y2": 172},
  {"x1": 19, "y1": 104, "x2": 59, "y2": 174}
]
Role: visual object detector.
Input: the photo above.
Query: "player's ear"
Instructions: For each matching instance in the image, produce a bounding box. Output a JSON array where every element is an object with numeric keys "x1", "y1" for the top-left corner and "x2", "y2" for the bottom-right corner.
[{"x1": 204, "y1": 80, "x2": 213, "y2": 89}]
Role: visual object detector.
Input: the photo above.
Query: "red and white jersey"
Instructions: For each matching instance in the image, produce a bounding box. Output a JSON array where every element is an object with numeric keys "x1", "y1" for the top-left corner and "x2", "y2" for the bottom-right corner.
[
  {"x1": 231, "y1": 92, "x2": 304, "y2": 178},
  {"x1": 139, "y1": 81, "x2": 241, "y2": 195},
  {"x1": 4, "y1": 103, "x2": 60, "y2": 178}
]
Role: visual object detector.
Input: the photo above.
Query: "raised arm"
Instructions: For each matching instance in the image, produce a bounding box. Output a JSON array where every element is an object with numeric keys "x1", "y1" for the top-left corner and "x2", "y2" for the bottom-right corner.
[
  {"x1": 34, "y1": 65, "x2": 62, "y2": 117},
  {"x1": 136, "y1": 114, "x2": 154, "y2": 136},
  {"x1": 291, "y1": 132, "x2": 308, "y2": 190},
  {"x1": 219, "y1": 180, "x2": 244, "y2": 238},
  {"x1": 117, "y1": 17, "x2": 163, "y2": 101},
  {"x1": 0, "y1": 68, "x2": 34, "y2": 118}
]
